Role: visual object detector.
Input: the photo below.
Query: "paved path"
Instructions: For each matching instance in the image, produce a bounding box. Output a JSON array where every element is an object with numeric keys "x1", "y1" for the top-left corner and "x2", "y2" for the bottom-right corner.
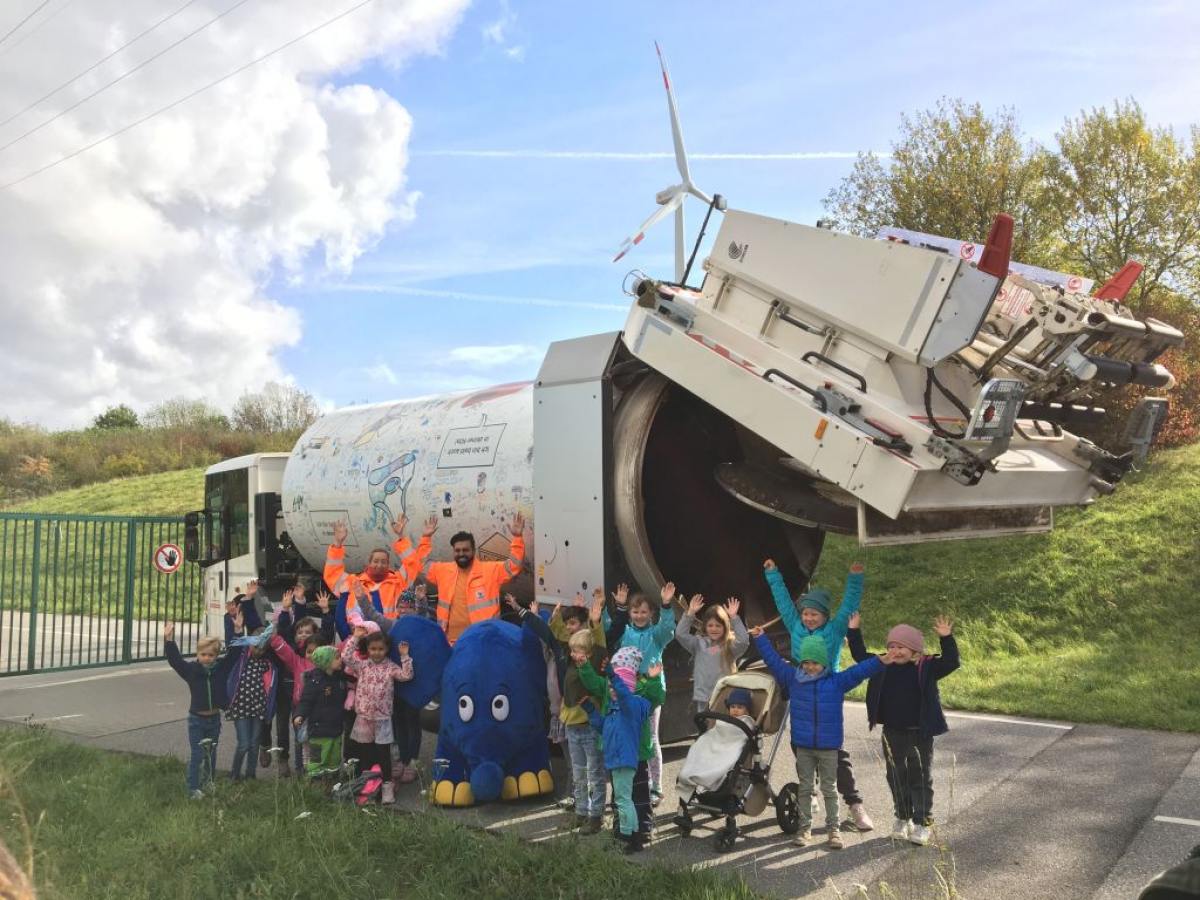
[{"x1": 0, "y1": 662, "x2": 1196, "y2": 899}]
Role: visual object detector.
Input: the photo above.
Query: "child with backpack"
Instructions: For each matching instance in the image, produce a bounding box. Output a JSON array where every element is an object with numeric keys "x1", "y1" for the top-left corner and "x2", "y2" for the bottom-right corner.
[
  {"x1": 751, "y1": 627, "x2": 888, "y2": 849},
  {"x1": 846, "y1": 613, "x2": 959, "y2": 846},
  {"x1": 164, "y1": 623, "x2": 239, "y2": 798}
]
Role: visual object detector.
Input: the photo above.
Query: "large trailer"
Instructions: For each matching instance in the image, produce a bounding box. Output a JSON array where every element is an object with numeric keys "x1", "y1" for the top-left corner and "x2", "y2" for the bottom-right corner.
[{"x1": 186, "y1": 209, "x2": 1179, "y2": 740}]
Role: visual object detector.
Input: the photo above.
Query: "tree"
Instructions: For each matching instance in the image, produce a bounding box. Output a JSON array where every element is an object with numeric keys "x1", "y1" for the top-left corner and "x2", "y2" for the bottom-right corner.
[
  {"x1": 823, "y1": 99, "x2": 1056, "y2": 263},
  {"x1": 230, "y1": 382, "x2": 318, "y2": 433},
  {"x1": 1043, "y1": 100, "x2": 1200, "y2": 306},
  {"x1": 91, "y1": 404, "x2": 139, "y2": 430},
  {"x1": 143, "y1": 397, "x2": 229, "y2": 430}
]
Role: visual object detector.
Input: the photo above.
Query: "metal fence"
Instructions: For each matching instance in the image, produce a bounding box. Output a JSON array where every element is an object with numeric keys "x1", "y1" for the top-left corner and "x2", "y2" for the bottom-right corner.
[{"x1": 0, "y1": 513, "x2": 203, "y2": 676}]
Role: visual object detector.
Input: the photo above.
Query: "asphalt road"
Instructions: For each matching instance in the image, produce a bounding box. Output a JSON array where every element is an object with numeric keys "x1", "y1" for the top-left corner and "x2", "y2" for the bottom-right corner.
[{"x1": 1, "y1": 661, "x2": 1197, "y2": 899}]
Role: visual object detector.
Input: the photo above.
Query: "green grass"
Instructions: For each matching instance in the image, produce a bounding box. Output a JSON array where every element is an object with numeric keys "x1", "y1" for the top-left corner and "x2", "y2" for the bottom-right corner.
[
  {"x1": 4, "y1": 467, "x2": 205, "y2": 516},
  {"x1": 0, "y1": 727, "x2": 756, "y2": 900},
  {"x1": 816, "y1": 442, "x2": 1200, "y2": 733}
]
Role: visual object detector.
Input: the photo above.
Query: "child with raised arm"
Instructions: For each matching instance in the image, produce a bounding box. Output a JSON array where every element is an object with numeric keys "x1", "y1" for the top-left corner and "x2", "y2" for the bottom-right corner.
[
  {"x1": 223, "y1": 611, "x2": 278, "y2": 782},
  {"x1": 763, "y1": 558, "x2": 874, "y2": 831},
  {"x1": 675, "y1": 594, "x2": 749, "y2": 716},
  {"x1": 339, "y1": 624, "x2": 413, "y2": 804},
  {"x1": 163, "y1": 623, "x2": 239, "y2": 798},
  {"x1": 751, "y1": 626, "x2": 888, "y2": 850},
  {"x1": 609, "y1": 581, "x2": 677, "y2": 806},
  {"x1": 582, "y1": 647, "x2": 655, "y2": 854},
  {"x1": 846, "y1": 613, "x2": 959, "y2": 846}
]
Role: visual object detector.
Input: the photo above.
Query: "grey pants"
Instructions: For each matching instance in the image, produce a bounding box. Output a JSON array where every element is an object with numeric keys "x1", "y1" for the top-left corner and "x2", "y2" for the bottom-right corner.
[{"x1": 794, "y1": 747, "x2": 839, "y2": 830}]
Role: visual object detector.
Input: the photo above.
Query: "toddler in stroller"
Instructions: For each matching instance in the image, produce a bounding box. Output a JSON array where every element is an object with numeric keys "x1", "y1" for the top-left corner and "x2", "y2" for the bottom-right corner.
[{"x1": 673, "y1": 670, "x2": 802, "y2": 850}]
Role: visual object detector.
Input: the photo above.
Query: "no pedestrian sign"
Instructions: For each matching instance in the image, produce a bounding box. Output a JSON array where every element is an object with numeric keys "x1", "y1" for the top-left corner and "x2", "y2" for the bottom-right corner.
[{"x1": 153, "y1": 543, "x2": 183, "y2": 574}]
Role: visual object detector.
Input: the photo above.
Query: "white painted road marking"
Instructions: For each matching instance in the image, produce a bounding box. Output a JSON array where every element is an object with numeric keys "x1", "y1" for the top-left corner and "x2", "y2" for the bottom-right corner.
[
  {"x1": 945, "y1": 710, "x2": 1073, "y2": 730},
  {"x1": 1155, "y1": 815, "x2": 1200, "y2": 828}
]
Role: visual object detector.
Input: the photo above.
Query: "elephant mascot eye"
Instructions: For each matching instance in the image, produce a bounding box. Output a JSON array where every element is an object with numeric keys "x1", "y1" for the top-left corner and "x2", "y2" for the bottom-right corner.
[
  {"x1": 458, "y1": 695, "x2": 474, "y2": 722},
  {"x1": 491, "y1": 694, "x2": 510, "y2": 721}
]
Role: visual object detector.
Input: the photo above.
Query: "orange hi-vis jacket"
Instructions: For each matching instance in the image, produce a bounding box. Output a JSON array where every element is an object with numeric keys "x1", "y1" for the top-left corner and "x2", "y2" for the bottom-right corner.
[
  {"x1": 420, "y1": 534, "x2": 525, "y2": 643},
  {"x1": 323, "y1": 537, "x2": 429, "y2": 616}
]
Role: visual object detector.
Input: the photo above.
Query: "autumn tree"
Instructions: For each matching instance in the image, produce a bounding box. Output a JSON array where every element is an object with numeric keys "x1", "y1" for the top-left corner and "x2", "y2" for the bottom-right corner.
[
  {"x1": 91, "y1": 404, "x2": 140, "y2": 430},
  {"x1": 143, "y1": 397, "x2": 229, "y2": 431},
  {"x1": 230, "y1": 382, "x2": 318, "y2": 433},
  {"x1": 823, "y1": 99, "x2": 1056, "y2": 263}
]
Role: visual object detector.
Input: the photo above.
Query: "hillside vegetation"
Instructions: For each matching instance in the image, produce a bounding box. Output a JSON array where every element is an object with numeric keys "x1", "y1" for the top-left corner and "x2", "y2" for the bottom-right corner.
[{"x1": 4, "y1": 467, "x2": 205, "y2": 517}]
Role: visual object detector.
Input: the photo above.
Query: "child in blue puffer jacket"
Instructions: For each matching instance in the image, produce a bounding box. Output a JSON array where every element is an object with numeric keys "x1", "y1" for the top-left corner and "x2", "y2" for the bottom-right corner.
[
  {"x1": 752, "y1": 628, "x2": 887, "y2": 850},
  {"x1": 763, "y1": 558, "x2": 875, "y2": 831}
]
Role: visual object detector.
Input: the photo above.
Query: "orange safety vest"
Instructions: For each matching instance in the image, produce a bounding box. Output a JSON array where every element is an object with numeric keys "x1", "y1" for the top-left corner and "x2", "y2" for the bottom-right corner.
[
  {"x1": 323, "y1": 536, "x2": 428, "y2": 616},
  {"x1": 421, "y1": 535, "x2": 525, "y2": 643}
]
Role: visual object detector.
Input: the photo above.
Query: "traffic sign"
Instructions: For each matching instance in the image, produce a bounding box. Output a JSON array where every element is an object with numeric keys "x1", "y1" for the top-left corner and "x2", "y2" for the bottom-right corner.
[{"x1": 153, "y1": 543, "x2": 183, "y2": 574}]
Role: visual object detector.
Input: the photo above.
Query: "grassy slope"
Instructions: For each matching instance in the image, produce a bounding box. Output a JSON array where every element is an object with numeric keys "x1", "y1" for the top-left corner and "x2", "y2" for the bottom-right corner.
[
  {"x1": 0, "y1": 728, "x2": 755, "y2": 900},
  {"x1": 816, "y1": 442, "x2": 1200, "y2": 732},
  {"x1": 4, "y1": 467, "x2": 205, "y2": 516}
]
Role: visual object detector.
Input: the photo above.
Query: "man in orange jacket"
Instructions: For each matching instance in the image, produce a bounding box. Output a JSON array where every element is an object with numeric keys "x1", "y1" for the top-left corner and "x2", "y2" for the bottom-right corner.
[
  {"x1": 420, "y1": 511, "x2": 526, "y2": 644},
  {"x1": 323, "y1": 513, "x2": 437, "y2": 616}
]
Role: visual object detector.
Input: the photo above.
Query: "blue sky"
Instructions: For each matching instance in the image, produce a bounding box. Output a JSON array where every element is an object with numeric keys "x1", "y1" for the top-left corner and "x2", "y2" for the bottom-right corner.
[{"x1": 279, "y1": 0, "x2": 1200, "y2": 408}]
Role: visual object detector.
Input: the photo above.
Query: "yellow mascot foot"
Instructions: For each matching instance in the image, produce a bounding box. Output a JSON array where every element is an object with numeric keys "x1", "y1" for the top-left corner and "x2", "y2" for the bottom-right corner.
[
  {"x1": 430, "y1": 780, "x2": 474, "y2": 807},
  {"x1": 501, "y1": 776, "x2": 519, "y2": 801},
  {"x1": 512, "y1": 770, "x2": 554, "y2": 798},
  {"x1": 536, "y1": 769, "x2": 554, "y2": 795}
]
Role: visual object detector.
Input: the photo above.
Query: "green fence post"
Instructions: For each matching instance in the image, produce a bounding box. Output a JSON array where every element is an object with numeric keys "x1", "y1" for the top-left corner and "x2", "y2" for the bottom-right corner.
[
  {"x1": 26, "y1": 520, "x2": 41, "y2": 672},
  {"x1": 122, "y1": 520, "x2": 137, "y2": 664}
]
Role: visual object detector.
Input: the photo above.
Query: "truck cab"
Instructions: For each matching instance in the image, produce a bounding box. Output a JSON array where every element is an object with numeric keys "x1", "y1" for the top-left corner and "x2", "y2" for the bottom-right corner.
[{"x1": 186, "y1": 452, "x2": 292, "y2": 636}]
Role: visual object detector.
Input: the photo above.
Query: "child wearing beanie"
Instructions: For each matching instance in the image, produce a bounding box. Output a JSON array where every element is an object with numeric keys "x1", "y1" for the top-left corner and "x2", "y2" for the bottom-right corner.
[
  {"x1": 762, "y1": 558, "x2": 873, "y2": 831},
  {"x1": 293, "y1": 644, "x2": 347, "y2": 778},
  {"x1": 675, "y1": 687, "x2": 758, "y2": 796},
  {"x1": 751, "y1": 628, "x2": 889, "y2": 850},
  {"x1": 581, "y1": 646, "x2": 656, "y2": 854},
  {"x1": 846, "y1": 613, "x2": 959, "y2": 847}
]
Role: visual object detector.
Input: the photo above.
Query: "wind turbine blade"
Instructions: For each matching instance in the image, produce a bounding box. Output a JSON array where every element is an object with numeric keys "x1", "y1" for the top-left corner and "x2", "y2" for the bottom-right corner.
[
  {"x1": 655, "y1": 42, "x2": 691, "y2": 187},
  {"x1": 613, "y1": 191, "x2": 685, "y2": 262}
]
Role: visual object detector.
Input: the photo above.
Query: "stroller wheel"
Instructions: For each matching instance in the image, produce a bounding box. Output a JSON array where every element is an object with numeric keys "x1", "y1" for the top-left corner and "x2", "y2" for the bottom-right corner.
[
  {"x1": 775, "y1": 782, "x2": 802, "y2": 835},
  {"x1": 671, "y1": 814, "x2": 692, "y2": 836}
]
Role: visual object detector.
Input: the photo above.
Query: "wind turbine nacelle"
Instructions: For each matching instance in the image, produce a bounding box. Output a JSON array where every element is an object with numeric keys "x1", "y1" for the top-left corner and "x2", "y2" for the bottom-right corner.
[{"x1": 655, "y1": 186, "x2": 679, "y2": 206}]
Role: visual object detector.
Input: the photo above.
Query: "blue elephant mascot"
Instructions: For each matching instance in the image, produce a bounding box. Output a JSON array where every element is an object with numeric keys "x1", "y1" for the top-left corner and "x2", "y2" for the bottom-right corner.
[{"x1": 390, "y1": 615, "x2": 554, "y2": 807}]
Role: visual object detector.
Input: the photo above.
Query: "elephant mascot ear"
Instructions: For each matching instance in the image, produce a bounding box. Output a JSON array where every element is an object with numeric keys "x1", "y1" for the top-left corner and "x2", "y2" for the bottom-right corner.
[{"x1": 388, "y1": 616, "x2": 450, "y2": 708}]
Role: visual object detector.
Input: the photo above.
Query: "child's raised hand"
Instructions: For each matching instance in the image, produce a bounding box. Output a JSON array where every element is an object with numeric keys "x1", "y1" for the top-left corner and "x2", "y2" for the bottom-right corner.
[
  {"x1": 397, "y1": 641, "x2": 410, "y2": 656},
  {"x1": 660, "y1": 581, "x2": 677, "y2": 605},
  {"x1": 724, "y1": 597, "x2": 741, "y2": 617},
  {"x1": 687, "y1": 593, "x2": 704, "y2": 616},
  {"x1": 848, "y1": 611, "x2": 861, "y2": 630},
  {"x1": 281, "y1": 588, "x2": 294, "y2": 609},
  {"x1": 647, "y1": 662, "x2": 663, "y2": 679},
  {"x1": 529, "y1": 600, "x2": 540, "y2": 617},
  {"x1": 612, "y1": 583, "x2": 629, "y2": 607},
  {"x1": 163, "y1": 622, "x2": 175, "y2": 641},
  {"x1": 934, "y1": 615, "x2": 953, "y2": 637},
  {"x1": 849, "y1": 562, "x2": 865, "y2": 574},
  {"x1": 315, "y1": 588, "x2": 332, "y2": 613},
  {"x1": 589, "y1": 588, "x2": 604, "y2": 622},
  {"x1": 763, "y1": 558, "x2": 777, "y2": 572},
  {"x1": 234, "y1": 608, "x2": 245, "y2": 631},
  {"x1": 748, "y1": 624, "x2": 764, "y2": 638},
  {"x1": 352, "y1": 625, "x2": 367, "y2": 639}
]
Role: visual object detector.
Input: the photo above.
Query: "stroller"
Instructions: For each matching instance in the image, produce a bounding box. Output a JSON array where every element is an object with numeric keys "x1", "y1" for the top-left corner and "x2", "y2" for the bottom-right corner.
[{"x1": 672, "y1": 670, "x2": 801, "y2": 850}]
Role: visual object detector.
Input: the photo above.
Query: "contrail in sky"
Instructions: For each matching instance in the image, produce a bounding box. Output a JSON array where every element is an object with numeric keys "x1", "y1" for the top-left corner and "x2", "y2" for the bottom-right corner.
[
  {"x1": 414, "y1": 149, "x2": 885, "y2": 160},
  {"x1": 334, "y1": 283, "x2": 628, "y2": 312}
]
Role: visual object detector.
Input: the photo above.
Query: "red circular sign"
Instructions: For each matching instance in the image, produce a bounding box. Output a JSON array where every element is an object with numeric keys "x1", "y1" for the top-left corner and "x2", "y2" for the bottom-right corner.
[
  {"x1": 960, "y1": 243, "x2": 976, "y2": 259},
  {"x1": 153, "y1": 543, "x2": 183, "y2": 574},
  {"x1": 1066, "y1": 276, "x2": 1083, "y2": 292}
]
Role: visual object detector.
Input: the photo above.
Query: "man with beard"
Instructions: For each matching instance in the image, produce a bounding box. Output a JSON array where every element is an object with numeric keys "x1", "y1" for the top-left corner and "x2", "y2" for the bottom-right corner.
[
  {"x1": 323, "y1": 513, "x2": 437, "y2": 616},
  {"x1": 422, "y1": 512, "x2": 526, "y2": 644}
]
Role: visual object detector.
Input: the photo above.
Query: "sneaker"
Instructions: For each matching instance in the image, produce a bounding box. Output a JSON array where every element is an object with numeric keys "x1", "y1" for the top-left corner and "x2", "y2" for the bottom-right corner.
[
  {"x1": 189, "y1": 789, "x2": 204, "y2": 800},
  {"x1": 382, "y1": 782, "x2": 395, "y2": 804},
  {"x1": 258, "y1": 748, "x2": 271, "y2": 770},
  {"x1": 908, "y1": 823, "x2": 931, "y2": 846},
  {"x1": 557, "y1": 795, "x2": 576, "y2": 810},
  {"x1": 650, "y1": 788, "x2": 664, "y2": 808},
  {"x1": 572, "y1": 814, "x2": 587, "y2": 830},
  {"x1": 848, "y1": 803, "x2": 874, "y2": 832},
  {"x1": 397, "y1": 765, "x2": 417, "y2": 784},
  {"x1": 793, "y1": 828, "x2": 812, "y2": 846},
  {"x1": 890, "y1": 818, "x2": 911, "y2": 840},
  {"x1": 827, "y1": 830, "x2": 844, "y2": 850},
  {"x1": 621, "y1": 833, "x2": 645, "y2": 855}
]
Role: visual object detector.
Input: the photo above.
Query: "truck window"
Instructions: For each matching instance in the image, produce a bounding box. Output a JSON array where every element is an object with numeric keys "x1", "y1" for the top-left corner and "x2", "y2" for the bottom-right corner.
[{"x1": 204, "y1": 469, "x2": 250, "y2": 562}]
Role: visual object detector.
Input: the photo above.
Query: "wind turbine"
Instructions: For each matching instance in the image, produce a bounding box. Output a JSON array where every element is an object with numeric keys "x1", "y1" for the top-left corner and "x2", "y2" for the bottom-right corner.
[{"x1": 613, "y1": 43, "x2": 721, "y2": 283}]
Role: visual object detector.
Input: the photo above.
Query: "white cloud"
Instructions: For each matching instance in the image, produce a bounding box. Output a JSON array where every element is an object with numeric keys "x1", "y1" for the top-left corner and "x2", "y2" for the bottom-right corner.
[
  {"x1": 480, "y1": 0, "x2": 524, "y2": 62},
  {"x1": 415, "y1": 149, "x2": 880, "y2": 160},
  {"x1": 447, "y1": 344, "x2": 543, "y2": 367},
  {"x1": 362, "y1": 363, "x2": 400, "y2": 386},
  {"x1": 0, "y1": 0, "x2": 469, "y2": 427}
]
